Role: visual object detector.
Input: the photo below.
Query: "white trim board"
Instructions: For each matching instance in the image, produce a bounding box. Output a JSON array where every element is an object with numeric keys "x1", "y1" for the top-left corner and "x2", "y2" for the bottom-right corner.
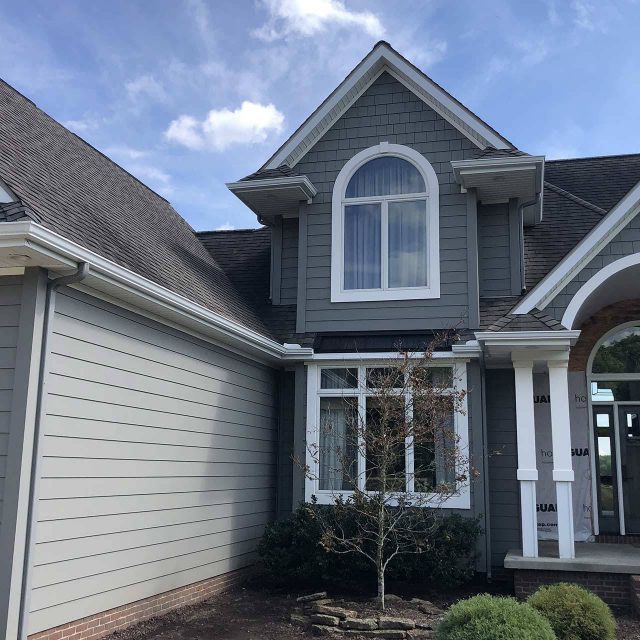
[
  {"x1": 513, "y1": 179, "x2": 640, "y2": 315},
  {"x1": 262, "y1": 41, "x2": 513, "y2": 171}
]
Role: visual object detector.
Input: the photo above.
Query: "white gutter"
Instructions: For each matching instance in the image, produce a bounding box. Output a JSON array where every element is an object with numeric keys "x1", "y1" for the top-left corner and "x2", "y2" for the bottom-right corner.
[
  {"x1": 475, "y1": 330, "x2": 580, "y2": 349},
  {"x1": 0, "y1": 221, "x2": 313, "y2": 364},
  {"x1": 226, "y1": 175, "x2": 317, "y2": 203}
]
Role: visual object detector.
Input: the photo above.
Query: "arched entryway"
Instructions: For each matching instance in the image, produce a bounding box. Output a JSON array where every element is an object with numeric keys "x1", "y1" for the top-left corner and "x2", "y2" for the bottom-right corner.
[{"x1": 588, "y1": 323, "x2": 640, "y2": 536}]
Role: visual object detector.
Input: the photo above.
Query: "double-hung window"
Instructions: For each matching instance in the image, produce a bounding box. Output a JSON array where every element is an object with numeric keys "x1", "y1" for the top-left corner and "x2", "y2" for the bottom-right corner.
[
  {"x1": 331, "y1": 142, "x2": 440, "y2": 302},
  {"x1": 305, "y1": 359, "x2": 470, "y2": 509}
]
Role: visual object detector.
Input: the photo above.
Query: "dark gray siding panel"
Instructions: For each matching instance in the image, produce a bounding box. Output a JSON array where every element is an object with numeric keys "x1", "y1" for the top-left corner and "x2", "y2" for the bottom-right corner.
[
  {"x1": 486, "y1": 368, "x2": 520, "y2": 570},
  {"x1": 28, "y1": 289, "x2": 278, "y2": 635},
  {"x1": 478, "y1": 203, "x2": 512, "y2": 297},
  {"x1": 280, "y1": 218, "x2": 299, "y2": 305},
  {"x1": 295, "y1": 72, "x2": 481, "y2": 333},
  {"x1": 277, "y1": 371, "x2": 295, "y2": 519},
  {"x1": 547, "y1": 213, "x2": 640, "y2": 321},
  {"x1": 0, "y1": 276, "x2": 22, "y2": 530}
]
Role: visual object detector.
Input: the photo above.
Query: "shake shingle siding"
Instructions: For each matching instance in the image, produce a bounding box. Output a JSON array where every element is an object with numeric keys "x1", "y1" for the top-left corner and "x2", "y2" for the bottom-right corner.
[
  {"x1": 281, "y1": 218, "x2": 299, "y2": 305},
  {"x1": 478, "y1": 203, "x2": 512, "y2": 297},
  {"x1": 294, "y1": 72, "x2": 481, "y2": 333},
  {"x1": 486, "y1": 369, "x2": 520, "y2": 570},
  {"x1": 28, "y1": 288, "x2": 277, "y2": 635},
  {"x1": 546, "y1": 212, "x2": 640, "y2": 321},
  {"x1": 0, "y1": 275, "x2": 22, "y2": 530}
]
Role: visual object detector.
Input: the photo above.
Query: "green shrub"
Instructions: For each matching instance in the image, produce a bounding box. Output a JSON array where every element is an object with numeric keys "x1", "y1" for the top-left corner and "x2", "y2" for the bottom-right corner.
[
  {"x1": 528, "y1": 583, "x2": 616, "y2": 640},
  {"x1": 257, "y1": 504, "x2": 481, "y2": 591},
  {"x1": 435, "y1": 595, "x2": 556, "y2": 640}
]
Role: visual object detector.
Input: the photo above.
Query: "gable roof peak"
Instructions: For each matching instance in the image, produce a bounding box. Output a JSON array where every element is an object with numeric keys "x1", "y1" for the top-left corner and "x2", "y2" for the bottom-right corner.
[{"x1": 260, "y1": 41, "x2": 516, "y2": 172}]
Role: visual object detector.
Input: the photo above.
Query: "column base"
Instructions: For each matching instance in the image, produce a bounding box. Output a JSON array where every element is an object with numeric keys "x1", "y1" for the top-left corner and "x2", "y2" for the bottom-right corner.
[
  {"x1": 520, "y1": 479, "x2": 539, "y2": 558},
  {"x1": 556, "y1": 480, "x2": 575, "y2": 559}
]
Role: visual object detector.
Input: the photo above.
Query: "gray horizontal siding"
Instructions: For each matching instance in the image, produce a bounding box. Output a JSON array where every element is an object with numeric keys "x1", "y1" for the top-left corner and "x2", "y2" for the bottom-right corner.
[
  {"x1": 280, "y1": 218, "x2": 299, "y2": 305},
  {"x1": 478, "y1": 203, "x2": 512, "y2": 297},
  {"x1": 0, "y1": 276, "x2": 22, "y2": 531},
  {"x1": 485, "y1": 368, "x2": 520, "y2": 570},
  {"x1": 28, "y1": 288, "x2": 277, "y2": 635},
  {"x1": 547, "y1": 212, "x2": 640, "y2": 321},
  {"x1": 296, "y1": 72, "x2": 480, "y2": 333}
]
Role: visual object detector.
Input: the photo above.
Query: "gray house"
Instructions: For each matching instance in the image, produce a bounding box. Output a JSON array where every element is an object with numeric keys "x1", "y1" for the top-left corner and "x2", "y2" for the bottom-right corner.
[{"x1": 0, "y1": 41, "x2": 639, "y2": 640}]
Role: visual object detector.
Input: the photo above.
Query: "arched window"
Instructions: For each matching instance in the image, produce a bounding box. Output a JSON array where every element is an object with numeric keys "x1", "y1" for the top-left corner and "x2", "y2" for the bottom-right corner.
[{"x1": 331, "y1": 143, "x2": 440, "y2": 302}]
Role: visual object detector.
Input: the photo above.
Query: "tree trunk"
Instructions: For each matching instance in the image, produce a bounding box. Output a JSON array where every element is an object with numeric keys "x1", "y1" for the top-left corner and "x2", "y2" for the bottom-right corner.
[{"x1": 377, "y1": 503, "x2": 385, "y2": 610}]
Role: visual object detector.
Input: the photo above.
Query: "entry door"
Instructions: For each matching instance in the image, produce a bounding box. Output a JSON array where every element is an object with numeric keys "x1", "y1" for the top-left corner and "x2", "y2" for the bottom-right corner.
[
  {"x1": 618, "y1": 406, "x2": 640, "y2": 533},
  {"x1": 593, "y1": 406, "x2": 619, "y2": 533}
]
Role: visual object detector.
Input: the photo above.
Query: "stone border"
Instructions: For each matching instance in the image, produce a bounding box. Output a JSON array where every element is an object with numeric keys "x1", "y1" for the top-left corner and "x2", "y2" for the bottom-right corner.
[{"x1": 291, "y1": 592, "x2": 442, "y2": 639}]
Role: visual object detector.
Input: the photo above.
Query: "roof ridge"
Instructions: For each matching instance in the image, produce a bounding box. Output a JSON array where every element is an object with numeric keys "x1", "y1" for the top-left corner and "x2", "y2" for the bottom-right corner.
[
  {"x1": 197, "y1": 227, "x2": 267, "y2": 235},
  {"x1": 0, "y1": 79, "x2": 171, "y2": 206},
  {"x1": 544, "y1": 180, "x2": 607, "y2": 215},
  {"x1": 547, "y1": 152, "x2": 640, "y2": 164}
]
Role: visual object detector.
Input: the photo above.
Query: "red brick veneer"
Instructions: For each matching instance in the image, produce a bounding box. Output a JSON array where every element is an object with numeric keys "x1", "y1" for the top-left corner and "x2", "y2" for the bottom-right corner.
[
  {"x1": 28, "y1": 567, "x2": 249, "y2": 640},
  {"x1": 513, "y1": 569, "x2": 631, "y2": 608},
  {"x1": 569, "y1": 299, "x2": 640, "y2": 371}
]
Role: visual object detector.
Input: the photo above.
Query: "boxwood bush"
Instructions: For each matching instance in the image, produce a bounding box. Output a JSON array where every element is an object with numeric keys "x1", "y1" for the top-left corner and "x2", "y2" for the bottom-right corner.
[
  {"x1": 528, "y1": 583, "x2": 616, "y2": 640},
  {"x1": 257, "y1": 503, "x2": 481, "y2": 591},
  {"x1": 435, "y1": 595, "x2": 557, "y2": 640}
]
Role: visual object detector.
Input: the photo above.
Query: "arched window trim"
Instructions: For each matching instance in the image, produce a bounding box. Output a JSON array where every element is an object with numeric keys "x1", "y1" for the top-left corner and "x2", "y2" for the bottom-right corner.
[{"x1": 330, "y1": 142, "x2": 440, "y2": 303}]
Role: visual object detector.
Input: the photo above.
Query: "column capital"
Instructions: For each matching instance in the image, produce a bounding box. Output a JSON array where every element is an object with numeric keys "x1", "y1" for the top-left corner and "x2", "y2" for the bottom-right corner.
[
  {"x1": 512, "y1": 357, "x2": 534, "y2": 369},
  {"x1": 546, "y1": 352, "x2": 570, "y2": 368}
]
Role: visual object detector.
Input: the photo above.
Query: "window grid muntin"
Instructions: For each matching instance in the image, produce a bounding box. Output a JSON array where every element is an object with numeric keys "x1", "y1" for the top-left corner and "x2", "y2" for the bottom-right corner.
[{"x1": 315, "y1": 363, "x2": 455, "y2": 495}]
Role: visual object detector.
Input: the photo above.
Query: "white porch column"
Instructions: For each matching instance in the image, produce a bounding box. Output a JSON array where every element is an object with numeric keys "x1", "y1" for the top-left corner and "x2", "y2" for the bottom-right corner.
[
  {"x1": 513, "y1": 358, "x2": 538, "y2": 558},
  {"x1": 548, "y1": 356, "x2": 575, "y2": 559}
]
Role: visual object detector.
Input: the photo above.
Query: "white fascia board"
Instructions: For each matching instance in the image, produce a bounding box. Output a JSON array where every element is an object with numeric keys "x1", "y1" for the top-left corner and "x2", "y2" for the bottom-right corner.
[
  {"x1": 451, "y1": 156, "x2": 544, "y2": 186},
  {"x1": 512, "y1": 179, "x2": 640, "y2": 314},
  {"x1": 226, "y1": 175, "x2": 317, "y2": 201},
  {"x1": 475, "y1": 330, "x2": 581, "y2": 348},
  {"x1": 263, "y1": 43, "x2": 512, "y2": 170},
  {"x1": 0, "y1": 221, "x2": 313, "y2": 364}
]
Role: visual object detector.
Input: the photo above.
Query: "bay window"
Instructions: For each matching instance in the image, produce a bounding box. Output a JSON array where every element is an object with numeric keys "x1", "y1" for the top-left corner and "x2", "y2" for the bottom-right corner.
[
  {"x1": 331, "y1": 142, "x2": 440, "y2": 302},
  {"x1": 305, "y1": 359, "x2": 470, "y2": 509}
]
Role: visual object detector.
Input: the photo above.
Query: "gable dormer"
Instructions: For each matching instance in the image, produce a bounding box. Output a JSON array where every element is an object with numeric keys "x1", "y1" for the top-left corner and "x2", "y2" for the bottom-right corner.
[{"x1": 228, "y1": 42, "x2": 544, "y2": 333}]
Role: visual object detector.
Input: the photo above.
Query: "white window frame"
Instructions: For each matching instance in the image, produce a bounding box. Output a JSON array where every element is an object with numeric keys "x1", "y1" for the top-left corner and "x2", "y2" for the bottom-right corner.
[
  {"x1": 305, "y1": 357, "x2": 470, "y2": 509},
  {"x1": 330, "y1": 142, "x2": 440, "y2": 303}
]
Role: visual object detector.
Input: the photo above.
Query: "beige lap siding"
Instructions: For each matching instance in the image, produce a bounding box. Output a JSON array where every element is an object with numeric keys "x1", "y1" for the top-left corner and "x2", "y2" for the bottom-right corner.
[
  {"x1": 0, "y1": 275, "x2": 22, "y2": 531},
  {"x1": 28, "y1": 288, "x2": 277, "y2": 636}
]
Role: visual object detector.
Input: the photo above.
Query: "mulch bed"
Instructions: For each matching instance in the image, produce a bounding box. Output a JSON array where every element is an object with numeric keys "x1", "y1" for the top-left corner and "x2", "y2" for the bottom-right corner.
[{"x1": 105, "y1": 585, "x2": 640, "y2": 640}]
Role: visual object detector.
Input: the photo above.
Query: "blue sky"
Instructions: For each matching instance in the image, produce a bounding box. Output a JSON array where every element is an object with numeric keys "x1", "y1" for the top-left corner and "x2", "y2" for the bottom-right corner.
[{"x1": 1, "y1": 0, "x2": 638, "y2": 230}]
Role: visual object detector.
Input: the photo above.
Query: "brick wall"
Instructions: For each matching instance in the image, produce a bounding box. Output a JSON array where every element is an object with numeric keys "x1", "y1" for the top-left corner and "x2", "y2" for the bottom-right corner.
[
  {"x1": 569, "y1": 299, "x2": 640, "y2": 371},
  {"x1": 28, "y1": 568, "x2": 249, "y2": 640},
  {"x1": 513, "y1": 569, "x2": 631, "y2": 608}
]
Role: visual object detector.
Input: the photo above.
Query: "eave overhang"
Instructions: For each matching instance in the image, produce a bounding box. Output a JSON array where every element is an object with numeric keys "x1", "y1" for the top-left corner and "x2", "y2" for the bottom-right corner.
[
  {"x1": 226, "y1": 176, "x2": 317, "y2": 220},
  {"x1": 0, "y1": 221, "x2": 314, "y2": 364},
  {"x1": 451, "y1": 156, "x2": 545, "y2": 224}
]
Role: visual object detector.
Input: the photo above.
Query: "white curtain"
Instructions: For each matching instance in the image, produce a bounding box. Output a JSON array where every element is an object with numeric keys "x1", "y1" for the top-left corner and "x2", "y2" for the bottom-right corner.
[
  {"x1": 319, "y1": 398, "x2": 354, "y2": 490},
  {"x1": 345, "y1": 156, "x2": 425, "y2": 197},
  {"x1": 344, "y1": 204, "x2": 381, "y2": 290},
  {"x1": 388, "y1": 199, "x2": 427, "y2": 288}
]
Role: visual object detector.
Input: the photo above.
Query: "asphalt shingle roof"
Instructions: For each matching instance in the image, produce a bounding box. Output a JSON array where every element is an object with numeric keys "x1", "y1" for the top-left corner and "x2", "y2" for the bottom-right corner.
[{"x1": 0, "y1": 79, "x2": 270, "y2": 338}]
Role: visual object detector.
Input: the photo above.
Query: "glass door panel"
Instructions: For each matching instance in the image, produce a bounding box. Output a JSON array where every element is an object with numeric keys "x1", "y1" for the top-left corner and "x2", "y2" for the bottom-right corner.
[
  {"x1": 593, "y1": 406, "x2": 619, "y2": 533},
  {"x1": 617, "y1": 406, "x2": 640, "y2": 533}
]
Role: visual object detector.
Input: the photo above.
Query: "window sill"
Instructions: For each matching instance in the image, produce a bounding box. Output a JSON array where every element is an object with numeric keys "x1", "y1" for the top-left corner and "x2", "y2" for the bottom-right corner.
[
  {"x1": 331, "y1": 286, "x2": 441, "y2": 303},
  {"x1": 308, "y1": 490, "x2": 470, "y2": 510}
]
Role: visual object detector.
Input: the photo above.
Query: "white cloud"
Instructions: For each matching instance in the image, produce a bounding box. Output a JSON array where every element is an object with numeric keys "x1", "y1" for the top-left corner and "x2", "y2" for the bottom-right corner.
[
  {"x1": 165, "y1": 101, "x2": 285, "y2": 151},
  {"x1": 104, "y1": 145, "x2": 147, "y2": 160},
  {"x1": 253, "y1": 0, "x2": 385, "y2": 41},
  {"x1": 572, "y1": 0, "x2": 597, "y2": 31},
  {"x1": 105, "y1": 146, "x2": 174, "y2": 197},
  {"x1": 63, "y1": 118, "x2": 100, "y2": 134},
  {"x1": 125, "y1": 74, "x2": 168, "y2": 105},
  {"x1": 216, "y1": 221, "x2": 236, "y2": 231}
]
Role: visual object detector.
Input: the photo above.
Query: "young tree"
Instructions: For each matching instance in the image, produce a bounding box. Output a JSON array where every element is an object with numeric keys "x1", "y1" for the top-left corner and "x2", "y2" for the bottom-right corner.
[{"x1": 303, "y1": 334, "x2": 471, "y2": 610}]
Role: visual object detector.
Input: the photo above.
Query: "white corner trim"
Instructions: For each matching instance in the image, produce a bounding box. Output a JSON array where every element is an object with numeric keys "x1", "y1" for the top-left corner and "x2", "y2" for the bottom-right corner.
[
  {"x1": 263, "y1": 42, "x2": 511, "y2": 170},
  {"x1": 561, "y1": 253, "x2": 640, "y2": 329},
  {"x1": 513, "y1": 179, "x2": 640, "y2": 315},
  {"x1": 0, "y1": 221, "x2": 314, "y2": 363},
  {"x1": 226, "y1": 175, "x2": 317, "y2": 202},
  {"x1": 330, "y1": 143, "x2": 440, "y2": 303}
]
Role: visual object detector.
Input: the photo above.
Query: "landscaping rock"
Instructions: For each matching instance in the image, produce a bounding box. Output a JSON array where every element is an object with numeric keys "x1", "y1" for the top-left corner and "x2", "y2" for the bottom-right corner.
[
  {"x1": 310, "y1": 614, "x2": 341, "y2": 627},
  {"x1": 385, "y1": 594, "x2": 404, "y2": 603},
  {"x1": 341, "y1": 617, "x2": 378, "y2": 630},
  {"x1": 312, "y1": 624, "x2": 344, "y2": 636},
  {"x1": 290, "y1": 611, "x2": 310, "y2": 627},
  {"x1": 407, "y1": 630, "x2": 435, "y2": 639},
  {"x1": 312, "y1": 604, "x2": 357, "y2": 619},
  {"x1": 298, "y1": 592, "x2": 329, "y2": 603},
  {"x1": 344, "y1": 631, "x2": 406, "y2": 639},
  {"x1": 409, "y1": 599, "x2": 443, "y2": 616},
  {"x1": 378, "y1": 617, "x2": 415, "y2": 630}
]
